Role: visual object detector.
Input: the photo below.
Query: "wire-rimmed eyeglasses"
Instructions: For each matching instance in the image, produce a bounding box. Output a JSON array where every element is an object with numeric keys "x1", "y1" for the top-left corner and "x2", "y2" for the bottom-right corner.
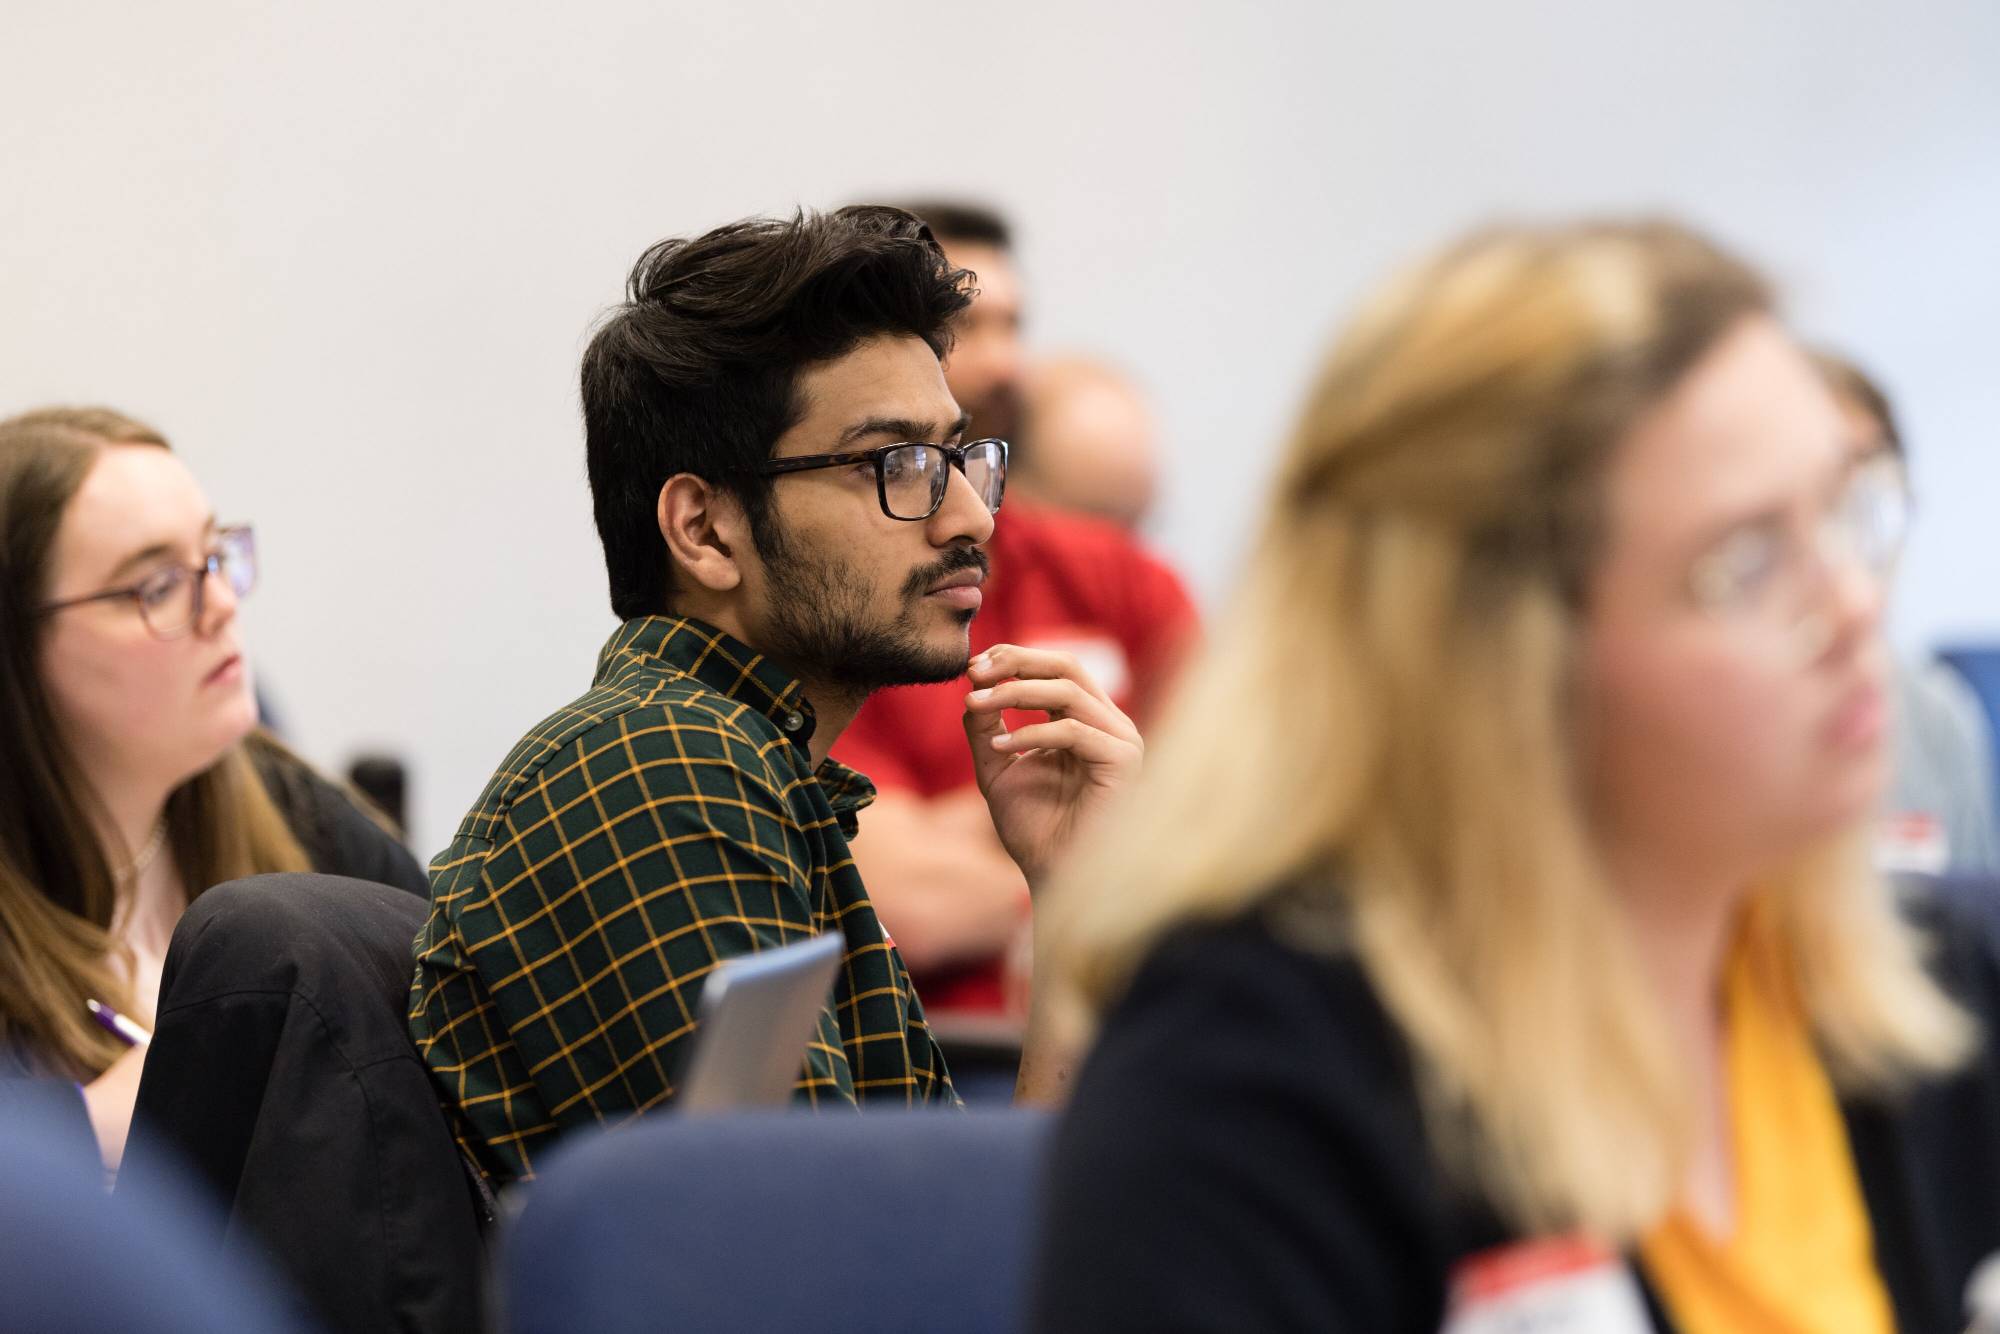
[{"x1": 38, "y1": 525, "x2": 258, "y2": 640}]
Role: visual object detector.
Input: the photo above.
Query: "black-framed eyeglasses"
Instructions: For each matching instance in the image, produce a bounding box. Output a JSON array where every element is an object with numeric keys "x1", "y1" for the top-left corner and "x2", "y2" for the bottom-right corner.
[
  {"x1": 37, "y1": 525, "x2": 258, "y2": 641},
  {"x1": 756, "y1": 439, "x2": 1008, "y2": 522}
]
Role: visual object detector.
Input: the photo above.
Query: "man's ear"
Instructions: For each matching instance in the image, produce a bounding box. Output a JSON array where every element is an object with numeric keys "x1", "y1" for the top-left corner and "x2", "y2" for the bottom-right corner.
[{"x1": 658, "y1": 474, "x2": 750, "y2": 594}]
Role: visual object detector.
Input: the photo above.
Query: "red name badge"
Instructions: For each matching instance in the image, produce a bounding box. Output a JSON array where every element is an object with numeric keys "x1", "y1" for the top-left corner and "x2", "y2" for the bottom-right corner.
[{"x1": 1441, "y1": 1237, "x2": 1652, "y2": 1333}]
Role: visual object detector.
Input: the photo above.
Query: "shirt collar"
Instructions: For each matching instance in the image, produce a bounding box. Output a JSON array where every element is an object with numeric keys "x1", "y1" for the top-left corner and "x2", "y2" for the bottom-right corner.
[
  {"x1": 597, "y1": 614, "x2": 813, "y2": 737},
  {"x1": 594, "y1": 616, "x2": 877, "y2": 821}
]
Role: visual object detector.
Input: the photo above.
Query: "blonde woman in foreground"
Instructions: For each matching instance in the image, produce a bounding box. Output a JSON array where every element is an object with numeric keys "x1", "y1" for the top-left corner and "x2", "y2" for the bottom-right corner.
[{"x1": 1031, "y1": 222, "x2": 2000, "y2": 1334}]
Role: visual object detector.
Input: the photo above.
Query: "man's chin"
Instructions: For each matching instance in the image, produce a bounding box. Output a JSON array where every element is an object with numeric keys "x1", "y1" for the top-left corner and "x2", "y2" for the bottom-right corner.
[
  {"x1": 906, "y1": 645, "x2": 974, "y2": 686},
  {"x1": 884, "y1": 627, "x2": 974, "y2": 687}
]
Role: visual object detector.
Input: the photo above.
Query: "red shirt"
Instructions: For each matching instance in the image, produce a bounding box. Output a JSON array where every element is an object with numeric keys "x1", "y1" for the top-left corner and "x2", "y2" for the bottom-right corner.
[{"x1": 834, "y1": 499, "x2": 1198, "y2": 1012}]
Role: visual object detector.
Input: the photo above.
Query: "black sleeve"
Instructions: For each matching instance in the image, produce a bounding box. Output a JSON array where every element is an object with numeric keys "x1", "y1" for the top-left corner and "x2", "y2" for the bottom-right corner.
[
  {"x1": 1030, "y1": 921, "x2": 1456, "y2": 1334},
  {"x1": 248, "y1": 737, "x2": 431, "y2": 897}
]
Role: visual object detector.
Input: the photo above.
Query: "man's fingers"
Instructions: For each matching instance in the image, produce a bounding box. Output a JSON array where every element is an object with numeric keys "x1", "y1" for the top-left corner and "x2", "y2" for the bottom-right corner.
[
  {"x1": 962, "y1": 699, "x2": 1018, "y2": 793},
  {"x1": 987, "y1": 717, "x2": 1143, "y2": 771},
  {"x1": 964, "y1": 679, "x2": 1139, "y2": 744},
  {"x1": 967, "y1": 644, "x2": 1115, "y2": 708}
]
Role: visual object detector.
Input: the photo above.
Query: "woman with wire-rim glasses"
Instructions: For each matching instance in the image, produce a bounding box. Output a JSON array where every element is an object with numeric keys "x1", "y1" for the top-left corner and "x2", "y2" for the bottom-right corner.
[{"x1": 0, "y1": 406, "x2": 425, "y2": 1172}]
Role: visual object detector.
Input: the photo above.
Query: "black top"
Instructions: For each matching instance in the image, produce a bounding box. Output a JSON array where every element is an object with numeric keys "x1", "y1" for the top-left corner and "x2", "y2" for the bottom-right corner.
[
  {"x1": 1032, "y1": 883, "x2": 2000, "y2": 1334},
  {"x1": 247, "y1": 735, "x2": 428, "y2": 897}
]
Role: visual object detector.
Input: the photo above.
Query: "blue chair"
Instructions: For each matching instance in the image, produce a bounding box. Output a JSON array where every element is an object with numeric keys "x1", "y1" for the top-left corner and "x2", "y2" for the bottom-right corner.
[
  {"x1": 502, "y1": 1109, "x2": 1052, "y2": 1334},
  {"x1": 1940, "y1": 644, "x2": 2000, "y2": 821},
  {"x1": 0, "y1": 1098, "x2": 307, "y2": 1334}
]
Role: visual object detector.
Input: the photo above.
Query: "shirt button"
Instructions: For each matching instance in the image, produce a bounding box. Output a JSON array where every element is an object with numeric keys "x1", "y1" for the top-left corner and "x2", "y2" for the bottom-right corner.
[{"x1": 782, "y1": 712, "x2": 805, "y2": 732}]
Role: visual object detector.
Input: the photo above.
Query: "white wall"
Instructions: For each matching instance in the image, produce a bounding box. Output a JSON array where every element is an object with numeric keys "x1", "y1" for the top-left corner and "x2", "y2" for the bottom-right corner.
[{"x1": 5, "y1": 1, "x2": 1997, "y2": 857}]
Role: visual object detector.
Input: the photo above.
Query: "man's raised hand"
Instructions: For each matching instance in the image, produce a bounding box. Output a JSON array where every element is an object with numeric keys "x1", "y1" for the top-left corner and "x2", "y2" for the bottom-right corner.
[{"x1": 960, "y1": 644, "x2": 1143, "y2": 889}]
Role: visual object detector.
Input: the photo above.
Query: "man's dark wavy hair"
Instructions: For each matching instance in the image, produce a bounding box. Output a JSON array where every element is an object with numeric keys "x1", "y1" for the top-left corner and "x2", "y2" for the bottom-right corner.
[{"x1": 582, "y1": 205, "x2": 973, "y2": 619}]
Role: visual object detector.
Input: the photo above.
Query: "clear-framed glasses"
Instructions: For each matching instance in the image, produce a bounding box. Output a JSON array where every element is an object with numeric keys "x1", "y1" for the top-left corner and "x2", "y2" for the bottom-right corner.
[
  {"x1": 756, "y1": 439, "x2": 1008, "y2": 521},
  {"x1": 38, "y1": 525, "x2": 258, "y2": 640},
  {"x1": 1685, "y1": 453, "x2": 1909, "y2": 657}
]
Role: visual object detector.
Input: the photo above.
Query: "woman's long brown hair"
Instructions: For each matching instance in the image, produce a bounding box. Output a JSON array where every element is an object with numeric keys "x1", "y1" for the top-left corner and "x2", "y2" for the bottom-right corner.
[{"x1": 0, "y1": 407, "x2": 310, "y2": 1078}]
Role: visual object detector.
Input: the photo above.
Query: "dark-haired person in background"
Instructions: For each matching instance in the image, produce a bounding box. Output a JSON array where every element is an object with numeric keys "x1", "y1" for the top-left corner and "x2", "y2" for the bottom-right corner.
[
  {"x1": 1813, "y1": 350, "x2": 2000, "y2": 878},
  {"x1": 895, "y1": 201, "x2": 1026, "y2": 447},
  {"x1": 0, "y1": 407, "x2": 426, "y2": 1171},
  {"x1": 832, "y1": 203, "x2": 1195, "y2": 1038},
  {"x1": 408, "y1": 206, "x2": 1141, "y2": 1184}
]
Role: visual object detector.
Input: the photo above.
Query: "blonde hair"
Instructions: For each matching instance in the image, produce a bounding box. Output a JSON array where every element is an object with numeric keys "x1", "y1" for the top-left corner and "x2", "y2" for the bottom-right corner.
[
  {"x1": 1047, "y1": 221, "x2": 1970, "y2": 1242},
  {"x1": 0, "y1": 407, "x2": 312, "y2": 1079}
]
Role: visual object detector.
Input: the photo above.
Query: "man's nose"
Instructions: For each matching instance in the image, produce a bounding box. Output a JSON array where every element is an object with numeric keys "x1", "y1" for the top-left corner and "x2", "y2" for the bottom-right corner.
[{"x1": 929, "y1": 460, "x2": 995, "y2": 548}]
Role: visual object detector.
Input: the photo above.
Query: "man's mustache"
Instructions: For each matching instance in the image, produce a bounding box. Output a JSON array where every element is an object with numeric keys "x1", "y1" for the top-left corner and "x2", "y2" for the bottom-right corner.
[{"x1": 901, "y1": 545, "x2": 990, "y2": 600}]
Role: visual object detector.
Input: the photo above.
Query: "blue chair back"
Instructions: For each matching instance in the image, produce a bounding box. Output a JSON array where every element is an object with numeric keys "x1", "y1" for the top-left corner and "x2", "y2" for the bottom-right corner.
[
  {"x1": 0, "y1": 1099, "x2": 307, "y2": 1333},
  {"x1": 1941, "y1": 644, "x2": 2000, "y2": 818},
  {"x1": 503, "y1": 1109, "x2": 1052, "y2": 1334}
]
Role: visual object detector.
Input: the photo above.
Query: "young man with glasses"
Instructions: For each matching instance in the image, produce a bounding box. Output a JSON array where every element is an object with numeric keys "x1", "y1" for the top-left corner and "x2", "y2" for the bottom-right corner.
[{"x1": 408, "y1": 206, "x2": 1140, "y2": 1185}]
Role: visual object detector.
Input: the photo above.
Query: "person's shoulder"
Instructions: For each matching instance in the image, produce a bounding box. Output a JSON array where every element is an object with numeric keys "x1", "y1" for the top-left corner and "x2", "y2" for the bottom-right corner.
[
  {"x1": 1080, "y1": 896, "x2": 1424, "y2": 1136},
  {"x1": 246, "y1": 730, "x2": 365, "y2": 817},
  {"x1": 592, "y1": 672, "x2": 796, "y2": 776},
  {"x1": 244, "y1": 734, "x2": 427, "y2": 894},
  {"x1": 1087, "y1": 899, "x2": 1417, "y2": 1118},
  {"x1": 461, "y1": 675, "x2": 793, "y2": 837}
]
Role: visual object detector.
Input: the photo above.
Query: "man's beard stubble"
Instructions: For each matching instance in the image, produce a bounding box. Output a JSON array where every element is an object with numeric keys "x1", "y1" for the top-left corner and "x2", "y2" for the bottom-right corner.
[{"x1": 755, "y1": 515, "x2": 990, "y2": 697}]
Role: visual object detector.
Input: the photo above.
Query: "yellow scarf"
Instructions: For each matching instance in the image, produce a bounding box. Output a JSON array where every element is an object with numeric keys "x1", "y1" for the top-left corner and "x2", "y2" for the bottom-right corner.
[{"x1": 1639, "y1": 903, "x2": 1894, "y2": 1333}]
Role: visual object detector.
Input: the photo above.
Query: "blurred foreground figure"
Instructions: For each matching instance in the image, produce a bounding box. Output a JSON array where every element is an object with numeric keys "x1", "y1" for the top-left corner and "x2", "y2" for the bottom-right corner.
[{"x1": 1036, "y1": 221, "x2": 2000, "y2": 1333}]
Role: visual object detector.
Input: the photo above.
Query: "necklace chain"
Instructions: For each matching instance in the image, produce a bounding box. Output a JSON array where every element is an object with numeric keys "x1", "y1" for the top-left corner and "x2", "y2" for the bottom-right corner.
[{"x1": 118, "y1": 820, "x2": 168, "y2": 882}]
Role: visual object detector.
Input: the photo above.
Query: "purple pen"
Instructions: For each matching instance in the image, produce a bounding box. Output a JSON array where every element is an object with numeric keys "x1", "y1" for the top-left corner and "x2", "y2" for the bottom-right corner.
[{"x1": 85, "y1": 998, "x2": 151, "y2": 1048}]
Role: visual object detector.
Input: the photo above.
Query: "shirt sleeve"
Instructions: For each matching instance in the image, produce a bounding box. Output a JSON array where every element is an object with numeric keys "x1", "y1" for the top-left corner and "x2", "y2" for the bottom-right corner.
[{"x1": 454, "y1": 707, "x2": 854, "y2": 1135}]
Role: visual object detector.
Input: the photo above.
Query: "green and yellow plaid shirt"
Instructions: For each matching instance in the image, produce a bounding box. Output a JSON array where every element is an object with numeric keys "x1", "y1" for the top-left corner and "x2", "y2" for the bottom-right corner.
[{"x1": 408, "y1": 615, "x2": 953, "y2": 1182}]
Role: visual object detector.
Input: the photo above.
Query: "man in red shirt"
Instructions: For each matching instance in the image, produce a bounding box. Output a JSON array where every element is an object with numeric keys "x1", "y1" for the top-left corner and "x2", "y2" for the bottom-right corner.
[{"x1": 834, "y1": 203, "x2": 1197, "y2": 1016}]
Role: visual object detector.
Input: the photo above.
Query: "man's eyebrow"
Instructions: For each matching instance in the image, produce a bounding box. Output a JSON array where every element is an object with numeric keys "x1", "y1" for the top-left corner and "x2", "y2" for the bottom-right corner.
[
  {"x1": 104, "y1": 516, "x2": 216, "y2": 583},
  {"x1": 837, "y1": 415, "x2": 970, "y2": 447}
]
